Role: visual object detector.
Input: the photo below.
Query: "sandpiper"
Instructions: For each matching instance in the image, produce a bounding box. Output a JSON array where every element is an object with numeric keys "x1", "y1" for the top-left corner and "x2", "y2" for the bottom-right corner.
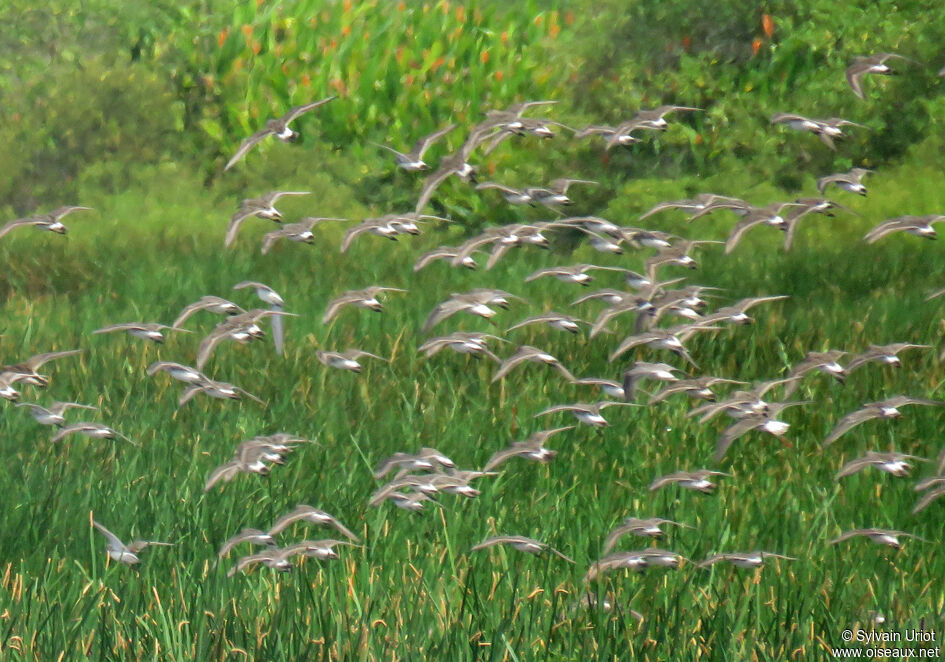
[
  {"x1": 224, "y1": 97, "x2": 336, "y2": 171},
  {"x1": 268, "y1": 505, "x2": 359, "y2": 542},
  {"x1": 373, "y1": 448, "x2": 456, "y2": 479},
  {"x1": 570, "y1": 377, "x2": 626, "y2": 400},
  {"x1": 630, "y1": 105, "x2": 702, "y2": 131},
  {"x1": 491, "y1": 345, "x2": 576, "y2": 383},
  {"x1": 698, "y1": 295, "x2": 789, "y2": 326},
  {"x1": 92, "y1": 322, "x2": 189, "y2": 344},
  {"x1": 534, "y1": 401, "x2": 639, "y2": 427},
  {"x1": 413, "y1": 246, "x2": 478, "y2": 271},
  {"x1": 829, "y1": 528, "x2": 924, "y2": 549},
  {"x1": 845, "y1": 343, "x2": 930, "y2": 373},
  {"x1": 322, "y1": 286, "x2": 406, "y2": 324},
  {"x1": 0, "y1": 206, "x2": 92, "y2": 239},
  {"x1": 523, "y1": 179, "x2": 597, "y2": 208},
  {"x1": 225, "y1": 191, "x2": 310, "y2": 248},
  {"x1": 784, "y1": 350, "x2": 848, "y2": 395},
  {"x1": 817, "y1": 168, "x2": 872, "y2": 196},
  {"x1": 770, "y1": 113, "x2": 865, "y2": 150},
  {"x1": 146, "y1": 361, "x2": 208, "y2": 385},
  {"x1": 315, "y1": 349, "x2": 388, "y2": 373},
  {"x1": 92, "y1": 519, "x2": 172, "y2": 565},
  {"x1": 482, "y1": 426, "x2": 574, "y2": 471},
  {"x1": 723, "y1": 203, "x2": 804, "y2": 254},
  {"x1": 715, "y1": 401, "x2": 809, "y2": 462},
  {"x1": 1, "y1": 349, "x2": 83, "y2": 389},
  {"x1": 196, "y1": 309, "x2": 297, "y2": 369},
  {"x1": 371, "y1": 123, "x2": 458, "y2": 171},
  {"x1": 418, "y1": 332, "x2": 505, "y2": 362},
  {"x1": 640, "y1": 194, "x2": 748, "y2": 221},
  {"x1": 260, "y1": 217, "x2": 348, "y2": 254},
  {"x1": 574, "y1": 124, "x2": 644, "y2": 149},
  {"x1": 475, "y1": 182, "x2": 534, "y2": 206},
  {"x1": 864, "y1": 215, "x2": 945, "y2": 243},
  {"x1": 835, "y1": 451, "x2": 926, "y2": 479},
  {"x1": 622, "y1": 361, "x2": 684, "y2": 400},
  {"x1": 422, "y1": 289, "x2": 525, "y2": 333},
  {"x1": 178, "y1": 379, "x2": 265, "y2": 407},
  {"x1": 506, "y1": 312, "x2": 587, "y2": 334},
  {"x1": 51, "y1": 422, "x2": 137, "y2": 445},
  {"x1": 846, "y1": 53, "x2": 914, "y2": 99},
  {"x1": 172, "y1": 296, "x2": 245, "y2": 328},
  {"x1": 414, "y1": 142, "x2": 478, "y2": 213},
  {"x1": 823, "y1": 396, "x2": 943, "y2": 447},
  {"x1": 649, "y1": 469, "x2": 729, "y2": 494},
  {"x1": 15, "y1": 401, "x2": 98, "y2": 427},
  {"x1": 217, "y1": 528, "x2": 277, "y2": 558},
  {"x1": 525, "y1": 263, "x2": 627, "y2": 286},
  {"x1": 647, "y1": 376, "x2": 747, "y2": 405},
  {"x1": 602, "y1": 517, "x2": 693, "y2": 553},
  {"x1": 697, "y1": 552, "x2": 796, "y2": 569},
  {"x1": 584, "y1": 549, "x2": 687, "y2": 582},
  {"x1": 470, "y1": 536, "x2": 574, "y2": 563},
  {"x1": 608, "y1": 322, "x2": 719, "y2": 365}
]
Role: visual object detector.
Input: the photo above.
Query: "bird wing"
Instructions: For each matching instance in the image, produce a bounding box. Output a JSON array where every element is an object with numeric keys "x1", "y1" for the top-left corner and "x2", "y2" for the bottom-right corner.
[
  {"x1": 414, "y1": 160, "x2": 461, "y2": 213},
  {"x1": 224, "y1": 128, "x2": 273, "y2": 171},
  {"x1": 824, "y1": 409, "x2": 878, "y2": 447},
  {"x1": 715, "y1": 418, "x2": 763, "y2": 461},
  {"x1": 413, "y1": 123, "x2": 458, "y2": 157},
  {"x1": 0, "y1": 218, "x2": 45, "y2": 238},
  {"x1": 25, "y1": 349, "x2": 82, "y2": 370},
  {"x1": 93, "y1": 520, "x2": 127, "y2": 553},
  {"x1": 835, "y1": 457, "x2": 871, "y2": 479},
  {"x1": 421, "y1": 299, "x2": 467, "y2": 333},
  {"x1": 281, "y1": 96, "x2": 336, "y2": 123},
  {"x1": 845, "y1": 64, "x2": 867, "y2": 100},
  {"x1": 483, "y1": 448, "x2": 519, "y2": 472}
]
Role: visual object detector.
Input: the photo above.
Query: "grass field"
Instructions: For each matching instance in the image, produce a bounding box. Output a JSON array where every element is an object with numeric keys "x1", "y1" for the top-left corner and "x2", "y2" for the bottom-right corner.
[
  {"x1": 3, "y1": 2, "x2": 945, "y2": 661},
  {"x1": 2, "y1": 155, "x2": 945, "y2": 660}
]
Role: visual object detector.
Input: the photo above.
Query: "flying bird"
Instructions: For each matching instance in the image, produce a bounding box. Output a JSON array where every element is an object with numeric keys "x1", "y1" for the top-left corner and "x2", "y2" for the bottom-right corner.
[{"x1": 224, "y1": 97, "x2": 336, "y2": 171}]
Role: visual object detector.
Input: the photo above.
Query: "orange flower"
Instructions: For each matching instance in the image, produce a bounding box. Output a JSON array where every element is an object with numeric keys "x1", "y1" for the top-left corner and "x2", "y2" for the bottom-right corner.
[
  {"x1": 455, "y1": 5, "x2": 464, "y2": 22},
  {"x1": 341, "y1": 25, "x2": 351, "y2": 36},
  {"x1": 343, "y1": 0, "x2": 352, "y2": 12},
  {"x1": 762, "y1": 14, "x2": 775, "y2": 38},
  {"x1": 480, "y1": 49, "x2": 489, "y2": 64},
  {"x1": 251, "y1": 40, "x2": 261, "y2": 55},
  {"x1": 549, "y1": 24, "x2": 559, "y2": 38},
  {"x1": 682, "y1": 36, "x2": 691, "y2": 51},
  {"x1": 431, "y1": 56, "x2": 445, "y2": 72},
  {"x1": 495, "y1": 71, "x2": 504, "y2": 81},
  {"x1": 397, "y1": 1, "x2": 405, "y2": 10},
  {"x1": 565, "y1": 11, "x2": 574, "y2": 25},
  {"x1": 301, "y1": 73, "x2": 311, "y2": 87},
  {"x1": 241, "y1": 24, "x2": 253, "y2": 38},
  {"x1": 694, "y1": 134, "x2": 703, "y2": 145},
  {"x1": 217, "y1": 28, "x2": 228, "y2": 47},
  {"x1": 752, "y1": 37, "x2": 763, "y2": 56}
]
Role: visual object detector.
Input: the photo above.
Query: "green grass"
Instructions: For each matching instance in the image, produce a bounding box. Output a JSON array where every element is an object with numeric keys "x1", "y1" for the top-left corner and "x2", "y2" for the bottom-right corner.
[{"x1": 1, "y1": 156, "x2": 944, "y2": 661}]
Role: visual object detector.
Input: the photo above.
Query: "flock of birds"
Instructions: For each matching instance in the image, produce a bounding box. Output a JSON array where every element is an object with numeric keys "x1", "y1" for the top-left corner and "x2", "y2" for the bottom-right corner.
[{"x1": 3, "y1": 48, "x2": 945, "y2": 619}]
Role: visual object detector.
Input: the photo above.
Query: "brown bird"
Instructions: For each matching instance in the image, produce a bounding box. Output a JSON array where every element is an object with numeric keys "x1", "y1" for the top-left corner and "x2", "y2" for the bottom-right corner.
[
  {"x1": 0, "y1": 206, "x2": 92, "y2": 239},
  {"x1": 224, "y1": 97, "x2": 336, "y2": 171},
  {"x1": 648, "y1": 469, "x2": 729, "y2": 494},
  {"x1": 823, "y1": 396, "x2": 943, "y2": 447},
  {"x1": 846, "y1": 53, "x2": 914, "y2": 100},
  {"x1": 482, "y1": 426, "x2": 574, "y2": 471},
  {"x1": 470, "y1": 535, "x2": 574, "y2": 563}
]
